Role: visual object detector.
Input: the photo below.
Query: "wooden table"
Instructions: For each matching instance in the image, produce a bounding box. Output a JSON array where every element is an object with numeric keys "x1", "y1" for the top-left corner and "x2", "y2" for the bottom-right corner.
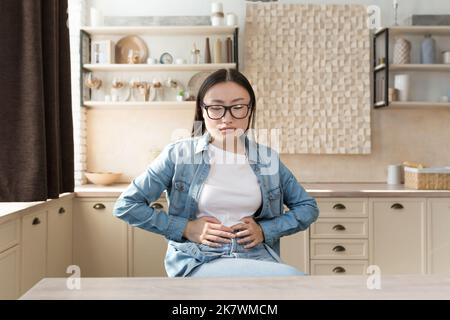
[{"x1": 20, "y1": 275, "x2": 450, "y2": 300}]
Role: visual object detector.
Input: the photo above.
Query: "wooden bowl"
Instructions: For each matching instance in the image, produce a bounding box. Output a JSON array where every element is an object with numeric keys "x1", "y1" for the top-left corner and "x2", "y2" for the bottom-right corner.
[{"x1": 85, "y1": 172, "x2": 121, "y2": 186}]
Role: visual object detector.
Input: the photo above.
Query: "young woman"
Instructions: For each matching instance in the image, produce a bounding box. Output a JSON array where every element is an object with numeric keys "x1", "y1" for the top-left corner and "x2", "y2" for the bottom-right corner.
[{"x1": 113, "y1": 69, "x2": 319, "y2": 277}]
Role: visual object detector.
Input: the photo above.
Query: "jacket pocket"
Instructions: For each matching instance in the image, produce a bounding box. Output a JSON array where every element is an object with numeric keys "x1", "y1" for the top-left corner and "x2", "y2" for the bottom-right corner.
[{"x1": 169, "y1": 180, "x2": 190, "y2": 213}]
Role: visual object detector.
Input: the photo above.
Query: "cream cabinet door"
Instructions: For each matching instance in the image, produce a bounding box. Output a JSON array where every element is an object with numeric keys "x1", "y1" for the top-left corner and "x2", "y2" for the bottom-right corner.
[
  {"x1": 21, "y1": 210, "x2": 47, "y2": 294},
  {"x1": 371, "y1": 198, "x2": 426, "y2": 274},
  {"x1": 73, "y1": 198, "x2": 128, "y2": 277},
  {"x1": 280, "y1": 230, "x2": 309, "y2": 274},
  {"x1": 428, "y1": 198, "x2": 450, "y2": 274},
  {"x1": 0, "y1": 246, "x2": 20, "y2": 300},
  {"x1": 47, "y1": 198, "x2": 73, "y2": 277},
  {"x1": 130, "y1": 199, "x2": 169, "y2": 277}
]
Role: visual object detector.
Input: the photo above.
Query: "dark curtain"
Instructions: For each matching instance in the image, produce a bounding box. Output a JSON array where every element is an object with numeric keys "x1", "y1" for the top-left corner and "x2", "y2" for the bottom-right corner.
[{"x1": 0, "y1": 0, "x2": 74, "y2": 201}]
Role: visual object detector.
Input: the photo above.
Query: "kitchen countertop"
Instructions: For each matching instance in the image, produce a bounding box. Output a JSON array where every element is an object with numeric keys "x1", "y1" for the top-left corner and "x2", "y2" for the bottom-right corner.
[
  {"x1": 0, "y1": 193, "x2": 74, "y2": 222},
  {"x1": 75, "y1": 183, "x2": 450, "y2": 198},
  {"x1": 2, "y1": 183, "x2": 449, "y2": 223},
  {"x1": 20, "y1": 275, "x2": 450, "y2": 300}
]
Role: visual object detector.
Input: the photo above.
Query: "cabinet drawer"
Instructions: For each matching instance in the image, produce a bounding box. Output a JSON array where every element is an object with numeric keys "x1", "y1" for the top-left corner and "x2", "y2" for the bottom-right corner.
[
  {"x1": 311, "y1": 218, "x2": 368, "y2": 238},
  {"x1": 310, "y1": 239, "x2": 368, "y2": 260},
  {"x1": 0, "y1": 219, "x2": 20, "y2": 253},
  {"x1": 310, "y1": 260, "x2": 368, "y2": 275},
  {"x1": 317, "y1": 198, "x2": 368, "y2": 217}
]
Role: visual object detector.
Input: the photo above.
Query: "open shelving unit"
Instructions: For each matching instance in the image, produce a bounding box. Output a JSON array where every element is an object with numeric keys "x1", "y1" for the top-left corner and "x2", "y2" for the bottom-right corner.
[
  {"x1": 80, "y1": 25, "x2": 239, "y2": 108},
  {"x1": 373, "y1": 26, "x2": 450, "y2": 109}
]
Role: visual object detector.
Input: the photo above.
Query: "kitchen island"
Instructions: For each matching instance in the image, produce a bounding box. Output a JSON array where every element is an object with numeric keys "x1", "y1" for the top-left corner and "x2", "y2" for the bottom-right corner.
[{"x1": 20, "y1": 275, "x2": 450, "y2": 300}]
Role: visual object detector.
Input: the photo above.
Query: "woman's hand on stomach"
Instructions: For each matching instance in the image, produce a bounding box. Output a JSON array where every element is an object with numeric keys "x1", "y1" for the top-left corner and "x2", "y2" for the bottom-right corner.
[
  {"x1": 183, "y1": 216, "x2": 235, "y2": 248},
  {"x1": 231, "y1": 217, "x2": 264, "y2": 249}
]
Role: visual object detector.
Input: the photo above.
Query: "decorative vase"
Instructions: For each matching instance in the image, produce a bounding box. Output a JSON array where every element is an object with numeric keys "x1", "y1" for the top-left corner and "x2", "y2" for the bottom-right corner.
[
  {"x1": 393, "y1": 38, "x2": 411, "y2": 64},
  {"x1": 421, "y1": 34, "x2": 436, "y2": 64},
  {"x1": 394, "y1": 74, "x2": 410, "y2": 101}
]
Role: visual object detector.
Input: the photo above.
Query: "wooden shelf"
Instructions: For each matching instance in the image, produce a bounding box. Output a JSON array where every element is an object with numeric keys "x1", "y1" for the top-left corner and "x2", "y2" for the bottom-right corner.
[
  {"x1": 389, "y1": 26, "x2": 450, "y2": 35},
  {"x1": 83, "y1": 101, "x2": 196, "y2": 109},
  {"x1": 390, "y1": 64, "x2": 450, "y2": 72},
  {"x1": 81, "y1": 26, "x2": 237, "y2": 36},
  {"x1": 83, "y1": 63, "x2": 236, "y2": 72},
  {"x1": 388, "y1": 102, "x2": 450, "y2": 109}
]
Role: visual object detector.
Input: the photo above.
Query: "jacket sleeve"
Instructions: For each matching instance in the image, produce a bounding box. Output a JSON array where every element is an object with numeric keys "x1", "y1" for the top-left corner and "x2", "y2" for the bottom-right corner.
[
  {"x1": 112, "y1": 143, "x2": 189, "y2": 242},
  {"x1": 258, "y1": 160, "x2": 319, "y2": 245}
]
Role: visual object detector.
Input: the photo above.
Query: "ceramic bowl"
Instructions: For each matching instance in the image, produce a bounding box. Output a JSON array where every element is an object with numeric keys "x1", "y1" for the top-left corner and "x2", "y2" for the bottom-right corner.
[{"x1": 85, "y1": 172, "x2": 121, "y2": 186}]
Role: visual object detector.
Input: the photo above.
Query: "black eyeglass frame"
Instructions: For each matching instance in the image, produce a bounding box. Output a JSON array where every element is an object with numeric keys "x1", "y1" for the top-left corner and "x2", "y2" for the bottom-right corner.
[{"x1": 201, "y1": 103, "x2": 252, "y2": 120}]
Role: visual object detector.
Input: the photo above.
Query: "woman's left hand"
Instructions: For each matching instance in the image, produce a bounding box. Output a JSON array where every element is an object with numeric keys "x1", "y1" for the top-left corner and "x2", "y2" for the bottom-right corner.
[{"x1": 231, "y1": 217, "x2": 265, "y2": 249}]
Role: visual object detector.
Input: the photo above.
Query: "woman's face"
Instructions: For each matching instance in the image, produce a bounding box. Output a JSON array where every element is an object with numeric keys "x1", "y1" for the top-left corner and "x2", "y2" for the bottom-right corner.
[{"x1": 202, "y1": 81, "x2": 251, "y2": 142}]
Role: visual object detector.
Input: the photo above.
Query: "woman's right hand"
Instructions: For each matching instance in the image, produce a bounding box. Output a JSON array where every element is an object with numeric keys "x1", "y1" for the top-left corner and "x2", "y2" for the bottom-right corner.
[{"x1": 182, "y1": 216, "x2": 235, "y2": 247}]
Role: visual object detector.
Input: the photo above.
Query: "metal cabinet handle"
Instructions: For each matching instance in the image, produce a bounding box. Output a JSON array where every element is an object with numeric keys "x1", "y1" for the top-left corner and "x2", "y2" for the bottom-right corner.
[
  {"x1": 332, "y1": 266, "x2": 346, "y2": 273},
  {"x1": 332, "y1": 203, "x2": 346, "y2": 210},
  {"x1": 332, "y1": 224, "x2": 346, "y2": 231},
  {"x1": 391, "y1": 203, "x2": 404, "y2": 210},
  {"x1": 332, "y1": 245, "x2": 346, "y2": 252},
  {"x1": 32, "y1": 217, "x2": 41, "y2": 225},
  {"x1": 150, "y1": 202, "x2": 164, "y2": 210},
  {"x1": 93, "y1": 203, "x2": 106, "y2": 210},
  {"x1": 58, "y1": 207, "x2": 66, "y2": 214}
]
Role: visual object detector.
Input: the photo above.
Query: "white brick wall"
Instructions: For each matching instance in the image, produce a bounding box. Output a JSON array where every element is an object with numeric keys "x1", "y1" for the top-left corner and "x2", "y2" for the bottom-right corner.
[{"x1": 69, "y1": 0, "x2": 89, "y2": 185}]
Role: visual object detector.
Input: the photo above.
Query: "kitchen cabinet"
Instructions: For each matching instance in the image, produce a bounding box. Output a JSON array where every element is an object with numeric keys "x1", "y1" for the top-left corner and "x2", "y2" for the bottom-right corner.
[
  {"x1": 427, "y1": 198, "x2": 450, "y2": 274},
  {"x1": 47, "y1": 198, "x2": 73, "y2": 277},
  {"x1": 21, "y1": 210, "x2": 47, "y2": 294},
  {"x1": 0, "y1": 245, "x2": 20, "y2": 299},
  {"x1": 309, "y1": 198, "x2": 369, "y2": 275},
  {"x1": 129, "y1": 199, "x2": 168, "y2": 277},
  {"x1": 371, "y1": 198, "x2": 426, "y2": 274},
  {"x1": 280, "y1": 230, "x2": 309, "y2": 274},
  {"x1": 73, "y1": 198, "x2": 128, "y2": 277}
]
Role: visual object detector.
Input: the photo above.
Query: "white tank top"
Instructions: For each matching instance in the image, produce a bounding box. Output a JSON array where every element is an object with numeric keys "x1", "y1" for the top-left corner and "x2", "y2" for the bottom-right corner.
[{"x1": 196, "y1": 143, "x2": 262, "y2": 227}]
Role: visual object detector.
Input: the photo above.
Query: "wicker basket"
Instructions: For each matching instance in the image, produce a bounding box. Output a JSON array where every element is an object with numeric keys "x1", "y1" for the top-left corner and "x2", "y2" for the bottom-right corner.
[{"x1": 404, "y1": 166, "x2": 450, "y2": 190}]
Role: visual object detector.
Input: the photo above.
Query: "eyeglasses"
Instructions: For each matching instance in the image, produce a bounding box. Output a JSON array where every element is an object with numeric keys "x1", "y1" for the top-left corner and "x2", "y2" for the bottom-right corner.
[{"x1": 201, "y1": 103, "x2": 251, "y2": 120}]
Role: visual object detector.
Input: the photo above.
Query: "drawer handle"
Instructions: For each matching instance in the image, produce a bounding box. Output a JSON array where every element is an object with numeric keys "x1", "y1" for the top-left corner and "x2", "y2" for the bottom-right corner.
[
  {"x1": 332, "y1": 203, "x2": 346, "y2": 210},
  {"x1": 332, "y1": 245, "x2": 346, "y2": 252},
  {"x1": 391, "y1": 203, "x2": 404, "y2": 210},
  {"x1": 93, "y1": 203, "x2": 106, "y2": 210},
  {"x1": 332, "y1": 266, "x2": 346, "y2": 274},
  {"x1": 332, "y1": 224, "x2": 346, "y2": 231},
  {"x1": 58, "y1": 207, "x2": 66, "y2": 214},
  {"x1": 150, "y1": 202, "x2": 164, "y2": 210},
  {"x1": 32, "y1": 217, "x2": 41, "y2": 225}
]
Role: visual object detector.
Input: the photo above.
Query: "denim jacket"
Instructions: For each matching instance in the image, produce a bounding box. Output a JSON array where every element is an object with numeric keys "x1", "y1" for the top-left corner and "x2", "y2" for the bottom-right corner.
[{"x1": 113, "y1": 132, "x2": 319, "y2": 277}]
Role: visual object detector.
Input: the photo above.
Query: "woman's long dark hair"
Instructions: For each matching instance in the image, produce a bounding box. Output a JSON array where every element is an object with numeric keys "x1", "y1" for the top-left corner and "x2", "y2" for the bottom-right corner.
[{"x1": 191, "y1": 69, "x2": 256, "y2": 137}]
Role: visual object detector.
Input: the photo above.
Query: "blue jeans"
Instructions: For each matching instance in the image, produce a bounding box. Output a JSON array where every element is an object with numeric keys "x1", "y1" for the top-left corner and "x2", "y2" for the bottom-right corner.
[
  {"x1": 188, "y1": 257, "x2": 305, "y2": 277},
  {"x1": 187, "y1": 238, "x2": 305, "y2": 277}
]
